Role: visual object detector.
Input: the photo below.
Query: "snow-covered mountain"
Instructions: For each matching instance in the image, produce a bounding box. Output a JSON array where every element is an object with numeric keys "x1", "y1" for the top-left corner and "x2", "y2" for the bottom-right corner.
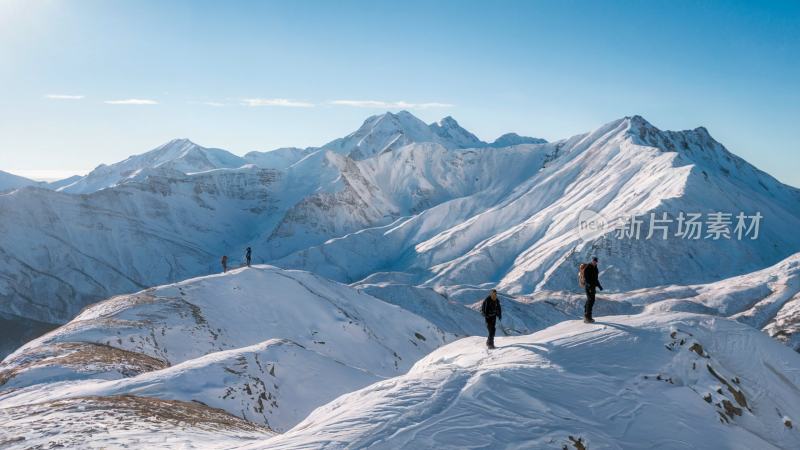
[
  {"x1": 1, "y1": 111, "x2": 798, "y2": 360},
  {"x1": 243, "y1": 147, "x2": 314, "y2": 170},
  {"x1": 275, "y1": 115, "x2": 800, "y2": 294},
  {"x1": 54, "y1": 112, "x2": 531, "y2": 196},
  {"x1": 58, "y1": 138, "x2": 249, "y2": 194},
  {"x1": 5, "y1": 289, "x2": 800, "y2": 448},
  {"x1": 606, "y1": 251, "x2": 800, "y2": 351},
  {"x1": 489, "y1": 132, "x2": 547, "y2": 147},
  {"x1": 45, "y1": 174, "x2": 83, "y2": 191},
  {"x1": 3, "y1": 258, "x2": 800, "y2": 447},
  {"x1": 0, "y1": 266, "x2": 450, "y2": 433},
  {"x1": 0, "y1": 170, "x2": 40, "y2": 192},
  {"x1": 256, "y1": 312, "x2": 800, "y2": 450},
  {"x1": 3, "y1": 110, "x2": 800, "y2": 449},
  {"x1": 358, "y1": 251, "x2": 800, "y2": 352},
  {"x1": 320, "y1": 111, "x2": 501, "y2": 160}
]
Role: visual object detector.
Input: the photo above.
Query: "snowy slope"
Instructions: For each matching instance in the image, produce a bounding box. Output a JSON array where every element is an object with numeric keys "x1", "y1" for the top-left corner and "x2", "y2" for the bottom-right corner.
[
  {"x1": 0, "y1": 167, "x2": 284, "y2": 327},
  {"x1": 355, "y1": 281, "x2": 487, "y2": 338},
  {"x1": 599, "y1": 251, "x2": 800, "y2": 351},
  {"x1": 58, "y1": 138, "x2": 248, "y2": 193},
  {"x1": 0, "y1": 170, "x2": 40, "y2": 192},
  {"x1": 355, "y1": 251, "x2": 800, "y2": 354},
  {"x1": 0, "y1": 266, "x2": 451, "y2": 432},
  {"x1": 254, "y1": 312, "x2": 800, "y2": 450},
  {"x1": 2, "y1": 111, "x2": 799, "y2": 359},
  {"x1": 244, "y1": 147, "x2": 314, "y2": 170},
  {"x1": 0, "y1": 340, "x2": 378, "y2": 433},
  {"x1": 0, "y1": 395, "x2": 274, "y2": 449},
  {"x1": 3, "y1": 259, "x2": 800, "y2": 447},
  {"x1": 45, "y1": 174, "x2": 83, "y2": 190},
  {"x1": 275, "y1": 116, "x2": 800, "y2": 295},
  {"x1": 261, "y1": 141, "x2": 555, "y2": 261}
]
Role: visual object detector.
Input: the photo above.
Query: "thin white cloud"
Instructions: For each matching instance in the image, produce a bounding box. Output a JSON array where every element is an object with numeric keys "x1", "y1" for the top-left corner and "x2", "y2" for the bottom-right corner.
[
  {"x1": 45, "y1": 94, "x2": 84, "y2": 100},
  {"x1": 104, "y1": 98, "x2": 159, "y2": 105},
  {"x1": 331, "y1": 100, "x2": 454, "y2": 109},
  {"x1": 200, "y1": 101, "x2": 226, "y2": 107},
  {"x1": 241, "y1": 98, "x2": 314, "y2": 108}
]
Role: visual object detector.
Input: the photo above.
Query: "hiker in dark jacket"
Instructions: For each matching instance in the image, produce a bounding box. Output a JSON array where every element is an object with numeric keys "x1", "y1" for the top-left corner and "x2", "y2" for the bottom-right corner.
[
  {"x1": 584, "y1": 257, "x2": 603, "y2": 323},
  {"x1": 221, "y1": 255, "x2": 228, "y2": 273},
  {"x1": 481, "y1": 289, "x2": 502, "y2": 349},
  {"x1": 245, "y1": 247, "x2": 252, "y2": 267}
]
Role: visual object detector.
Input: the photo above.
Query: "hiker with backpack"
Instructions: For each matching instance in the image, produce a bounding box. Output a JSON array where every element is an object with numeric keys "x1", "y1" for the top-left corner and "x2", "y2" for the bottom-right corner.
[
  {"x1": 578, "y1": 257, "x2": 603, "y2": 323},
  {"x1": 245, "y1": 247, "x2": 252, "y2": 267},
  {"x1": 481, "y1": 289, "x2": 502, "y2": 349},
  {"x1": 221, "y1": 255, "x2": 228, "y2": 273}
]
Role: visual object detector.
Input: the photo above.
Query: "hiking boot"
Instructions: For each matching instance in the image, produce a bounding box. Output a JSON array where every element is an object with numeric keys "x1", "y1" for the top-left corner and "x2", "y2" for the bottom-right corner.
[{"x1": 583, "y1": 317, "x2": 595, "y2": 324}]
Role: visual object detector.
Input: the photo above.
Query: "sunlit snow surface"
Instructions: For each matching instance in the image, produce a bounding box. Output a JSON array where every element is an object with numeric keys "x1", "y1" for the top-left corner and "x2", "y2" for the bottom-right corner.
[
  {"x1": 0, "y1": 266, "x2": 450, "y2": 434},
  {"x1": 2, "y1": 113, "x2": 797, "y2": 354},
  {"x1": 254, "y1": 313, "x2": 800, "y2": 450},
  {"x1": 2, "y1": 112, "x2": 800, "y2": 448},
  {"x1": 3, "y1": 260, "x2": 800, "y2": 448}
]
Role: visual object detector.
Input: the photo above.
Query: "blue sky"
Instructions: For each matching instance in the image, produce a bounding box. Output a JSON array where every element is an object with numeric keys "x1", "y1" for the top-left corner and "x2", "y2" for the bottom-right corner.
[{"x1": 1, "y1": 0, "x2": 798, "y2": 185}]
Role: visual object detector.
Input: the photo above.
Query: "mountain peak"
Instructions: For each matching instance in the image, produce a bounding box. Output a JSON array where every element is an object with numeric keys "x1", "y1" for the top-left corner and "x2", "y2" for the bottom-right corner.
[
  {"x1": 436, "y1": 116, "x2": 459, "y2": 127},
  {"x1": 167, "y1": 137, "x2": 194, "y2": 145},
  {"x1": 614, "y1": 115, "x2": 724, "y2": 155},
  {"x1": 58, "y1": 138, "x2": 245, "y2": 193},
  {"x1": 489, "y1": 132, "x2": 547, "y2": 147},
  {"x1": 428, "y1": 116, "x2": 485, "y2": 149},
  {"x1": 324, "y1": 111, "x2": 555, "y2": 158},
  {"x1": 157, "y1": 138, "x2": 201, "y2": 152},
  {"x1": 324, "y1": 111, "x2": 479, "y2": 159},
  {"x1": 622, "y1": 114, "x2": 657, "y2": 132},
  {"x1": 393, "y1": 110, "x2": 416, "y2": 118}
]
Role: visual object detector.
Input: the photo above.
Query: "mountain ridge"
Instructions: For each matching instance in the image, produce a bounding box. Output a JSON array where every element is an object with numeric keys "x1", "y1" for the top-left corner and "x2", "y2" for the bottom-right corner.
[
  {"x1": 52, "y1": 110, "x2": 548, "y2": 194},
  {"x1": 255, "y1": 312, "x2": 800, "y2": 449},
  {"x1": 0, "y1": 111, "x2": 798, "y2": 359},
  {"x1": 0, "y1": 170, "x2": 41, "y2": 192}
]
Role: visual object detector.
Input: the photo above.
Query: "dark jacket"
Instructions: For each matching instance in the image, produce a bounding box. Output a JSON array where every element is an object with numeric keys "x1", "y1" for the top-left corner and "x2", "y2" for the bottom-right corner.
[
  {"x1": 584, "y1": 264, "x2": 602, "y2": 290},
  {"x1": 481, "y1": 296, "x2": 502, "y2": 320}
]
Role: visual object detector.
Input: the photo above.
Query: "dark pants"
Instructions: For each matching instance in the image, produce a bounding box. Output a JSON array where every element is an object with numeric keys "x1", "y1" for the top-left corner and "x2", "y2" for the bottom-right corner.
[
  {"x1": 584, "y1": 285, "x2": 596, "y2": 319},
  {"x1": 246, "y1": 257, "x2": 251, "y2": 267},
  {"x1": 485, "y1": 316, "x2": 496, "y2": 346}
]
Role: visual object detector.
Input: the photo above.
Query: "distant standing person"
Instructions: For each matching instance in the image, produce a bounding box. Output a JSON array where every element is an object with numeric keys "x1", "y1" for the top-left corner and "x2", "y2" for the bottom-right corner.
[
  {"x1": 481, "y1": 289, "x2": 502, "y2": 349},
  {"x1": 583, "y1": 257, "x2": 603, "y2": 323},
  {"x1": 221, "y1": 255, "x2": 228, "y2": 273},
  {"x1": 245, "y1": 247, "x2": 252, "y2": 267}
]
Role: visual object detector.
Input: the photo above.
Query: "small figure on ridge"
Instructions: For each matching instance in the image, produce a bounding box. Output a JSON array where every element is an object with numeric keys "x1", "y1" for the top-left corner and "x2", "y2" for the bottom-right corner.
[{"x1": 481, "y1": 289, "x2": 502, "y2": 349}]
